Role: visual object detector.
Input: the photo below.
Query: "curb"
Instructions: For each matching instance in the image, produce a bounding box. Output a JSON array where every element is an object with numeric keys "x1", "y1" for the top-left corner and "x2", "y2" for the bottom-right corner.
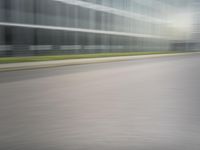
[{"x1": 0, "y1": 52, "x2": 199, "y2": 72}]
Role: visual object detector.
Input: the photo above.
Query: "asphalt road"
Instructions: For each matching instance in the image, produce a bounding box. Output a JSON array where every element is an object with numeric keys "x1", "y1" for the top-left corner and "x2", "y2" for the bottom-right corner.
[{"x1": 0, "y1": 54, "x2": 200, "y2": 150}]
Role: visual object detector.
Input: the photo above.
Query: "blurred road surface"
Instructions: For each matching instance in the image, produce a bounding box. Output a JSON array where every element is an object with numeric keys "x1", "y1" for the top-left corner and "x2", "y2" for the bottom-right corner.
[{"x1": 0, "y1": 54, "x2": 200, "y2": 150}]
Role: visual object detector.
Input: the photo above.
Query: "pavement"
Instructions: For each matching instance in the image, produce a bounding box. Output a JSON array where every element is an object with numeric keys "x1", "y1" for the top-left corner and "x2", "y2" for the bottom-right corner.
[
  {"x1": 0, "y1": 53, "x2": 200, "y2": 150},
  {"x1": 0, "y1": 52, "x2": 199, "y2": 72}
]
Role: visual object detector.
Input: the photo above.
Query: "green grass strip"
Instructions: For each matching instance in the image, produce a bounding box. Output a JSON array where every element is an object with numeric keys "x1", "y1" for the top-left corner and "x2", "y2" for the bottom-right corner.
[{"x1": 0, "y1": 51, "x2": 178, "y2": 64}]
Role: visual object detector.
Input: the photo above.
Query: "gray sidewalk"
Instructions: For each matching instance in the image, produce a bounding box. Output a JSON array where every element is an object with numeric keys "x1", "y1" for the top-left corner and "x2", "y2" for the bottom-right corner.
[{"x1": 0, "y1": 52, "x2": 199, "y2": 72}]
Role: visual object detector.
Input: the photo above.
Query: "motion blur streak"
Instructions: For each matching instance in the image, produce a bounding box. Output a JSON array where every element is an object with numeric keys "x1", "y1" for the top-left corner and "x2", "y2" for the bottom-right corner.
[
  {"x1": 0, "y1": 0, "x2": 199, "y2": 56},
  {"x1": 0, "y1": 54, "x2": 200, "y2": 150},
  {"x1": 1, "y1": 0, "x2": 200, "y2": 150},
  {"x1": 0, "y1": 22, "x2": 167, "y2": 39}
]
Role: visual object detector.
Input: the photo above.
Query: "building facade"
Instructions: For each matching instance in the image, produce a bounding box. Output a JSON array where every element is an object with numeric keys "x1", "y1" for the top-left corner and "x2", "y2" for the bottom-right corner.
[{"x1": 0, "y1": 0, "x2": 192, "y2": 56}]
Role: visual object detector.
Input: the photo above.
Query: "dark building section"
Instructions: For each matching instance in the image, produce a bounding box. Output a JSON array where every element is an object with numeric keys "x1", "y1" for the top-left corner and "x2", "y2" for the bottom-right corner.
[
  {"x1": 171, "y1": 42, "x2": 197, "y2": 52},
  {"x1": 0, "y1": 0, "x2": 183, "y2": 56}
]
